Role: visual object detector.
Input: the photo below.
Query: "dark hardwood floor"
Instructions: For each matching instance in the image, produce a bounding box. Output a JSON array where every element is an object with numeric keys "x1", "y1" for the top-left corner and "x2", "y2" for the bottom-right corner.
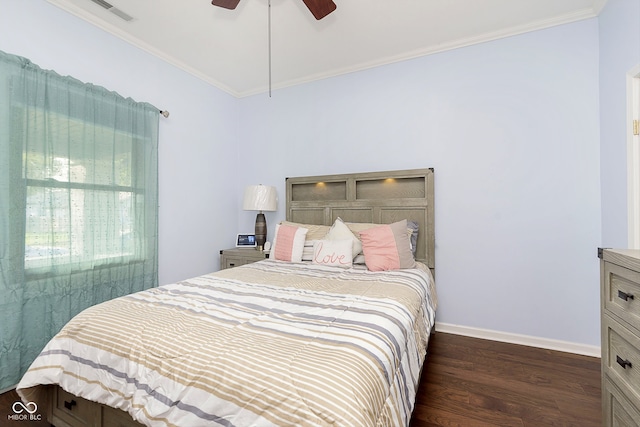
[
  {"x1": 0, "y1": 388, "x2": 50, "y2": 427},
  {"x1": 0, "y1": 332, "x2": 601, "y2": 427},
  {"x1": 410, "y1": 332, "x2": 602, "y2": 427}
]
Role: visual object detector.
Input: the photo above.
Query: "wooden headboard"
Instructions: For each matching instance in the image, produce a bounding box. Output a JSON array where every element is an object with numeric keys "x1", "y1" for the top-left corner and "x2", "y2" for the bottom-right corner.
[{"x1": 286, "y1": 168, "x2": 435, "y2": 274}]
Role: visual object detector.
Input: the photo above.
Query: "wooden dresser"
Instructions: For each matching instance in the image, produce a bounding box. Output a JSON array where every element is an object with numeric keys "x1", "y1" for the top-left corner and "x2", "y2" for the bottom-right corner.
[{"x1": 600, "y1": 248, "x2": 640, "y2": 426}]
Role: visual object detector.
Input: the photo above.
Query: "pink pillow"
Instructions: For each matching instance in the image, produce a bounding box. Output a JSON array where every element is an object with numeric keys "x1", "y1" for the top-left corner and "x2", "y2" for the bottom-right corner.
[
  {"x1": 271, "y1": 224, "x2": 308, "y2": 262},
  {"x1": 358, "y1": 220, "x2": 416, "y2": 271}
]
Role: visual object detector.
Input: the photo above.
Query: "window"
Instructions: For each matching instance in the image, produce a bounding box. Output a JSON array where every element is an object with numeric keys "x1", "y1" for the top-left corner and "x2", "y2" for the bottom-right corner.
[{"x1": 21, "y1": 111, "x2": 148, "y2": 272}]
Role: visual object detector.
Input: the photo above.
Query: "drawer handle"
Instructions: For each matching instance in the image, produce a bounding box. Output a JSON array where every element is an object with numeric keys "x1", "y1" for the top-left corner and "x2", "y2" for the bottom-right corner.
[
  {"x1": 616, "y1": 355, "x2": 633, "y2": 370},
  {"x1": 618, "y1": 290, "x2": 634, "y2": 301},
  {"x1": 64, "y1": 399, "x2": 77, "y2": 410}
]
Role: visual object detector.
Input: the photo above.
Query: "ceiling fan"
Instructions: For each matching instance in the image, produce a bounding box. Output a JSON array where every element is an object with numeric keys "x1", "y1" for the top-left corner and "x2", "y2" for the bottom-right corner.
[{"x1": 211, "y1": 0, "x2": 336, "y2": 20}]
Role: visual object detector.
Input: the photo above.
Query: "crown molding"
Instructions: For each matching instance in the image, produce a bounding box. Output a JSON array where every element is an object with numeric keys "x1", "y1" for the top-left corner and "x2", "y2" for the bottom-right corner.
[
  {"x1": 46, "y1": 0, "x2": 242, "y2": 97},
  {"x1": 240, "y1": 7, "x2": 600, "y2": 97},
  {"x1": 47, "y1": 0, "x2": 601, "y2": 99}
]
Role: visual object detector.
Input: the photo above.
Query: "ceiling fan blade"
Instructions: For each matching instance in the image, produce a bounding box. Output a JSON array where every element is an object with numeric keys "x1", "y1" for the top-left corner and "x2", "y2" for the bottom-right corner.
[
  {"x1": 302, "y1": 0, "x2": 336, "y2": 20},
  {"x1": 211, "y1": 0, "x2": 241, "y2": 10}
]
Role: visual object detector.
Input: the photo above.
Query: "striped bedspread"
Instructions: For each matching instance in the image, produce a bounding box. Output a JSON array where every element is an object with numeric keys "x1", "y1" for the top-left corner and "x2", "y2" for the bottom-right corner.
[{"x1": 17, "y1": 260, "x2": 436, "y2": 427}]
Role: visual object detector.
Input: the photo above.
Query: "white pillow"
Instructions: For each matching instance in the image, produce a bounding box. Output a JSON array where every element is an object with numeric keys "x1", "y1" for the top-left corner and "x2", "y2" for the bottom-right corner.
[
  {"x1": 312, "y1": 239, "x2": 353, "y2": 268},
  {"x1": 324, "y1": 218, "x2": 362, "y2": 260},
  {"x1": 271, "y1": 224, "x2": 308, "y2": 262}
]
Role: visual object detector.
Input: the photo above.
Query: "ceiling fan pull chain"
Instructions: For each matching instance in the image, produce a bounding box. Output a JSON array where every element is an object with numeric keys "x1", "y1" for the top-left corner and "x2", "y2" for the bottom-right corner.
[{"x1": 268, "y1": 0, "x2": 272, "y2": 98}]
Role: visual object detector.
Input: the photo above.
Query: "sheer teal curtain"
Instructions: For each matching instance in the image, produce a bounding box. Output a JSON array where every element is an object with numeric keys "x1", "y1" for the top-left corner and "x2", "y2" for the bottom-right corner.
[{"x1": 0, "y1": 50, "x2": 159, "y2": 390}]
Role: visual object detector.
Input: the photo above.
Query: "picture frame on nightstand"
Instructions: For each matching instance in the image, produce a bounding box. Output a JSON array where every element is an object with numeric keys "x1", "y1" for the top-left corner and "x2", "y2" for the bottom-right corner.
[{"x1": 236, "y1": 233, "x2": 256, "y2": 248}]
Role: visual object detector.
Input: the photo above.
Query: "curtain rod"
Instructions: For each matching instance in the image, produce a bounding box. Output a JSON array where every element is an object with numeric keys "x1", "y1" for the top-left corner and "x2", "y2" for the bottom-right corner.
[{"x1": 159, "y1": 110, "x2": 170, "y2": 118}]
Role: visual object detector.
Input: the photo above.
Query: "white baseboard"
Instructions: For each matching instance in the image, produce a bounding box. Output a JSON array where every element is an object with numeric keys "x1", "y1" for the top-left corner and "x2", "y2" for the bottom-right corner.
[{"x1": 435, "y1": 322, "x2": 601, "y2": 358}]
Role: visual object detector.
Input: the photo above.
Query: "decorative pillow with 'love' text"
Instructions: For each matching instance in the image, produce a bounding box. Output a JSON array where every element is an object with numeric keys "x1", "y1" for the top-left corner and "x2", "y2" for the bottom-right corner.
[{"x1": 312, "y1": 239, "x2": 353, "y2": 268}]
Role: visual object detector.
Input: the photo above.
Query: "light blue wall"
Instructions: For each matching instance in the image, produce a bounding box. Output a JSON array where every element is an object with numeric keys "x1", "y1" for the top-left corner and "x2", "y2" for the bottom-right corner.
[
  {"x1": 0, "y1": 0, "x2": 241, "y2": 284},
  {"x1": 1, "y1": 0, "x2": 619, "y2": 348},
  {"x1": 239, "y1": 19, "x2": 602, "y2": 346},
  {"x1": 599, "y1": 0, "x2": 640, "y2": 248}
]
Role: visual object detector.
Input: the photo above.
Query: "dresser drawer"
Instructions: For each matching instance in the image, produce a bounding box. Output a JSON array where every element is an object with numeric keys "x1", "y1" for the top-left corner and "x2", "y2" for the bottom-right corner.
[
  {"x1": 102, "y1": 405, "x2": 140, "y2": 427},
  {"x1": 603, "y1": 315, "x2": 640, "y2": 407},
  {"x1": 604, "y1": 262, "x2": 640, "y2": 330},
  {"x1": 603, "y1": 377, "x2": 640, "y2": 427},
  {"x1": 51, "y1": 386, "x2": 100, "y2": 427}
]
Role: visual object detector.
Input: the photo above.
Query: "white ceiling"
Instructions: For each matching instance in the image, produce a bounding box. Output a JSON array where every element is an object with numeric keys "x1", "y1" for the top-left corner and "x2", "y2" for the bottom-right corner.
[{"x1": 47, "y1": 0, "x2": 607, "y2": 98}]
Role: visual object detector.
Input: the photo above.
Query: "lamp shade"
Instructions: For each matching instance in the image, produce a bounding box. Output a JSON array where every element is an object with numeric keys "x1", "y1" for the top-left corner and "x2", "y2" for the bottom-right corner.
[{"x1": 243, "y1": 185, "x2": 277, "y2": 212}]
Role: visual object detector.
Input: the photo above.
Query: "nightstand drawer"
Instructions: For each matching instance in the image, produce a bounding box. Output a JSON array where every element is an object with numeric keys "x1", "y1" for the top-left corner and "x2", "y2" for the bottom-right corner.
[
  {"x1": 223, "y1": 257, "x2": 252, "y2": 269},
  {"x1": 604, "y1": 262, "x2": 640, "y2": 331},
  {"x1": 603, "y1": 315, "x2": 640, "y2": 407},
  {"x1": 220, "y1": 248, "x2": 267, "y2": 270},
  {"x1": 604, "y1": 377, "x2": 640, "y2": 427}
]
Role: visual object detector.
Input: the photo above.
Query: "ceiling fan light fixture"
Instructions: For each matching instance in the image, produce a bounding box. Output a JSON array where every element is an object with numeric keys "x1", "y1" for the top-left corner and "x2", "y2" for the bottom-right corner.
[
  {"x1": 211, "y1": 0, "x2": 241, "y2": 10},
  {"x1": 210, "y1": 0, "x2": 336, "y2": 20},
  {"x1": 302, "y1": 0, "x2": 336, "y2": 20}
]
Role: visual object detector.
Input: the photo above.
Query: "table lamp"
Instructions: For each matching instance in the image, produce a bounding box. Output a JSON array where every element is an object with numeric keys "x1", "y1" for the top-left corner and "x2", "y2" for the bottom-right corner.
[{"x1": 243, "y1": 185, "x2": 277, "y2": 251}]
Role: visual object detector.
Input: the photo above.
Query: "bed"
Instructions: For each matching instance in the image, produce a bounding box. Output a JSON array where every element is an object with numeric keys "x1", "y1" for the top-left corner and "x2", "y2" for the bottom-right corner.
[{"x1": 17, "y1": 168, "x2": 436, "y2": 427}]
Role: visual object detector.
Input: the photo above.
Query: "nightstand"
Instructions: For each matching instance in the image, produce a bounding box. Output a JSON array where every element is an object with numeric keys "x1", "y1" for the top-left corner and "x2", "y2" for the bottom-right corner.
[{"x1": 220, "y1": 248, "x2": 268, "y2": 269}]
